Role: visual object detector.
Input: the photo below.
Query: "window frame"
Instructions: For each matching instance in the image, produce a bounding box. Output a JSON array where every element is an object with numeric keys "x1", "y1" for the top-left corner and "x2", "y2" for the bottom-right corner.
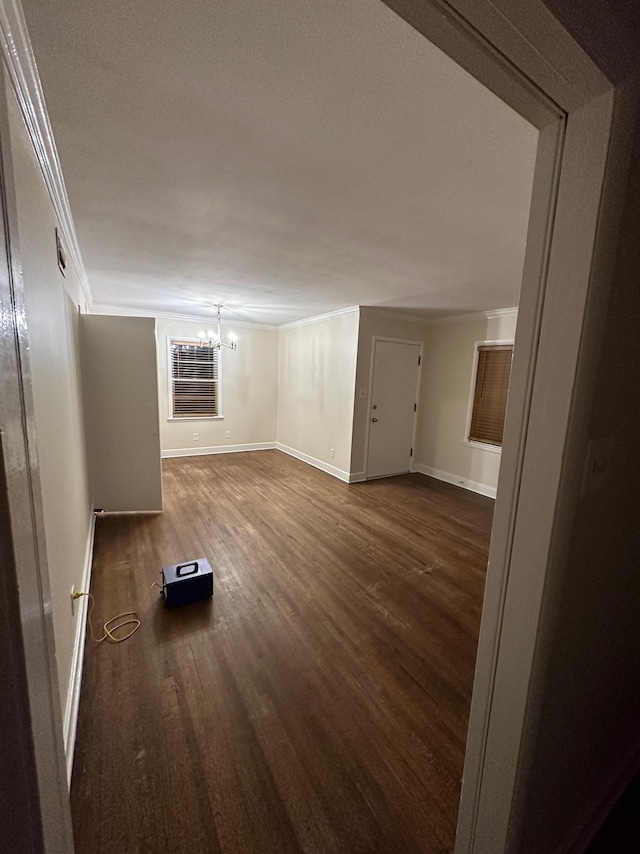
[
  {"x1": 166, "y1": 336, "x2": 224, "y2": 422},
  {"x1": 463, "y1": 339, "x2": 514, "y2": 454}
]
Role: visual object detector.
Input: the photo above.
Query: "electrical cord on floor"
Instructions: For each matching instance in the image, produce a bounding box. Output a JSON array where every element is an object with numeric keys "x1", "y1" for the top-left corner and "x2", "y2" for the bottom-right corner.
[{"x1": 73, "y1": 582, "x2": 163, "y2": 644}]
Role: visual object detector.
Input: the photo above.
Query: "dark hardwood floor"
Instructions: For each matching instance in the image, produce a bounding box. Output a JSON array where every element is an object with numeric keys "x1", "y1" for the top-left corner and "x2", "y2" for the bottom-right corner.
[{"x1": 71, "y1": 451, "x2": 493, "y2": 853}]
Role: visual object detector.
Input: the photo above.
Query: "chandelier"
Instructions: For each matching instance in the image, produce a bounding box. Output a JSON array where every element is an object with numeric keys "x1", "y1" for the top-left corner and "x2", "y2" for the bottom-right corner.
[{"x1": 199, "y1": 304, "x2": 237, "y2": 350}]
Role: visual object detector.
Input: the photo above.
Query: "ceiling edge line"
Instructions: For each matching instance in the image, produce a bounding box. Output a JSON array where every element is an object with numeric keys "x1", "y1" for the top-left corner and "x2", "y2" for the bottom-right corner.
[
  {"x1": 277, "y1": 305, "x2": 360, "y2": 330},
  {"x1": 427, "y1": 306, "x2": 519, "y2": 326},
  {"x1": 360, "y1": 307, "x2": 436, "y2": 325},
  {"x1": 90, "y1": 302, "x2": 280, "y2": 331}
]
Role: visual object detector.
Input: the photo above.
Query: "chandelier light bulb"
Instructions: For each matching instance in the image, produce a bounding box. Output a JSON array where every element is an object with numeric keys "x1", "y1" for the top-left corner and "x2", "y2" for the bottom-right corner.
[{"x1": 197, "y1": 305, "x2": 238, "y2": 351}]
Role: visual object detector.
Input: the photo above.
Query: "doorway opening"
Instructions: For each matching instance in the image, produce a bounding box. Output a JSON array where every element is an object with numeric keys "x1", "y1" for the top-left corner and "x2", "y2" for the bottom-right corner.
[
  {"x1": 378, "y1": 3, "x2": 616, "y2": 852},
  {"x1": 3, "y1": 1, "x2": 622, "y2": 852}
]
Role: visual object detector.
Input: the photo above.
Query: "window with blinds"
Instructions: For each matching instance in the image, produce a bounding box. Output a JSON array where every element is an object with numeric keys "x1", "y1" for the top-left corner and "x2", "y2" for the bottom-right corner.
[
  {"x1": 468, "y1": 344, "x2": 513, "y2": 446},
  {"x1": 169, "y1": 339, "x2": 219, "y2": 419}
]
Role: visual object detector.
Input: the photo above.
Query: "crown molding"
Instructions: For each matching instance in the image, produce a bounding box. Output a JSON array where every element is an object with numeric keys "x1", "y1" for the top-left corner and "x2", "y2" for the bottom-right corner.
[
  {"x1": 427, "y1": 311, "x2": 486, "y2": 325},
  {"x1": 484, "y1": 307, "x2": 519, "y2": 320},
  {"x1": 359, "y1": 306, "x2": 432, "y2": 325},
  {"x1": 277, "y1": 304, "x2": 359, "y2": 330},
  {"x1": 0, "y1": 0, "x2": 92, "y2": 307},
  {"x1": 427, "y1": 307, "x2": 518, "y2": 326},
  {"x1": 90, "y1": 300, "x2": 516, "y2": 332},
  {"x1": 427, "y1": 311, "x2": 487, "y2": 326},
  {"x1": 359, "y1": 305, "x2": 518, "y2": 326},
  {"x1": 90, "y1": 303, "x2": 279, "y2": 331},
  {"x1": 92, "y1": 301, "x2": 362, "y2": 331}
]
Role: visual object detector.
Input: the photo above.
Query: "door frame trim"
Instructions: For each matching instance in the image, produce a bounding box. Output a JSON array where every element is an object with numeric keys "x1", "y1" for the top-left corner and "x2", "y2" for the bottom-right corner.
[
  {"x1": 0, "y1": 1, "x2": 634, "y2": 851},
  {"x1": 381, "y1": 2, "x2": 633, "y2": 851},
  {"x1": 364, "y1": 336, "x2": 424, "y2": 480},
  {"x1": 0, "y1": 59, "x2": 74, "y2": 850}
]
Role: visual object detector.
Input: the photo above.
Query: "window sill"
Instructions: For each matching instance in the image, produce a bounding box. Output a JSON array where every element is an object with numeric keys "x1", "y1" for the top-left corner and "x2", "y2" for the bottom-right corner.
[
  {"x1": 167, "y1": 416, "x2": 224, "y2": 422},
  {"x1": 464, "y1": 440, "x2": 502, "y2": 454}
]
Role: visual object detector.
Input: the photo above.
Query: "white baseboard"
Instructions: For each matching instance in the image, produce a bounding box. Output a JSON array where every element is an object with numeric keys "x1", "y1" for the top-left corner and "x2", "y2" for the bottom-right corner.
[
  {"x1": 162, "y1": 441, "x2": 276, "y2": 459},
  {"x1": 411, "y1": 463, "x2": 497, "y2": 499},
  {"x1": 275, "y1": 443, "x2": 351, "y2": 483},
  {"x1": 63, "y1": 510, "x2": 96, "y2": 785},
  {"x1": 162, "y1": 441, "x2": 361, "y2": 484}
]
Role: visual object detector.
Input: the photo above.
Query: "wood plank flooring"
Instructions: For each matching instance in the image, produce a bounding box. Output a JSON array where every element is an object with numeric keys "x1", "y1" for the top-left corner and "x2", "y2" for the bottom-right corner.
[{"x1": 71, "y1": 451, "x2": 493, "y2": 853}]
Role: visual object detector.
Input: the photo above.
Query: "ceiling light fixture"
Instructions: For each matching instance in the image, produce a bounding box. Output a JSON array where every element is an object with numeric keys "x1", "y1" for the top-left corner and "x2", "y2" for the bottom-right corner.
[{"x1": 199, "y1": 304, "x2": 238, "y2": 350}]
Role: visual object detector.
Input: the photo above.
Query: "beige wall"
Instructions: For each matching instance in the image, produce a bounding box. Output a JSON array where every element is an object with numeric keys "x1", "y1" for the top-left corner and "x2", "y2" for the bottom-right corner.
[
  {"x1": 81, "y1": 315, "x2": 163, "y2": 511},
  {"x1": 277, "y1": 310, "x2": 359, "y2": 476},
  {"x1": 8, "y1": 83, "x2": 92, "y2": 718},
  {"x1": 157, "y1": 316, "x2": 278, "y2": 453},
  {"x1": 351, "y1": 308, "x2": 430, "y2": 476},
  {"x1": 414, "y1": 310, "x2": 517, "y2": 495}
]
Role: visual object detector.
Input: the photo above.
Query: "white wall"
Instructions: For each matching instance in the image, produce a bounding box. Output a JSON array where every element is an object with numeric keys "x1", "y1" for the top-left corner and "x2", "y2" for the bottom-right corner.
[
  {"x1": 81, "y1": 315, "x2": 163, "y2": 511},
  {"x1": 414, "y1": 310, "x2": 517, "y2": 497},
  {"x1": 7, "y1": 81, "x2": 92, "y2": 720},
  {"x1": 277, "y1": 309, "x2": 359, "y2": 478},
  {"x1": 351, "y1": 308, "x2": 430, "y2": 478},
  {"x1": 156, "y1": 316, "x2": 278, "y2": 454}
]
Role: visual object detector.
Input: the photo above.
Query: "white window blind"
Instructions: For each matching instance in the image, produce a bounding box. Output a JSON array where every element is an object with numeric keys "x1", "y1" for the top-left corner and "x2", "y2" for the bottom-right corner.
[
  {"x1": 468, "y1": 344, "x2": 513, "y2": 446},
  {"x1": 169, "y1": 339, "x2": 219, "y2": 418}
]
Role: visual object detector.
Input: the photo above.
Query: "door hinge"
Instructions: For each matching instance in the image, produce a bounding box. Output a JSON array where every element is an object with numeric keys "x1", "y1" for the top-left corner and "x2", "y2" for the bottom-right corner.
[
  {"x1": 414, "y1": 402, "x2": 417, "y2": 412},
  {"x1": 418, "y1": 356, "x2": 421, "y2": 365},
  {"x1": 410, "y1": 448, "x2": 413, "y2": 456}
]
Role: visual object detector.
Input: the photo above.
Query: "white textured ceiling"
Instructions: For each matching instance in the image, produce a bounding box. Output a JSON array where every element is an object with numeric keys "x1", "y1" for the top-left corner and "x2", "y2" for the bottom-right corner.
[{"x1": 23, "y1": 0, "x2": 538, "y2": 326}]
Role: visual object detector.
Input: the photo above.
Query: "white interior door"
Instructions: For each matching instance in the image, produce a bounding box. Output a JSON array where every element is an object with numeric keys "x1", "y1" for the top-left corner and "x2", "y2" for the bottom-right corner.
[{"x1": 366, "y1": 340, "x2": 421, "y2": 479}]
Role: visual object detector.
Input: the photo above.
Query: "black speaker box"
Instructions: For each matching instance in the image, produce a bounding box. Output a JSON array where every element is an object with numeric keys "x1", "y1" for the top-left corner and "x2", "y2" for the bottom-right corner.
[{"x1": 161, "y1": 558, "x2": 213, "y2": 608}]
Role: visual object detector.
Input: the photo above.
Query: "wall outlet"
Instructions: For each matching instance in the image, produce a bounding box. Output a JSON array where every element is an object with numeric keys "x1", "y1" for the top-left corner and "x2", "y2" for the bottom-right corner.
[
  {"x1": 225, "y1": 431, "x2": 231, "y2": 439},
  {"x1": 192, "y1": 432, "x2": 199, "y2": 441},
  {"x1": 71, "y1": 585, "x2": 76, "y2": 616},
  {"x1": 330, "y1": 448, "x2": 335, "y2": 459}
]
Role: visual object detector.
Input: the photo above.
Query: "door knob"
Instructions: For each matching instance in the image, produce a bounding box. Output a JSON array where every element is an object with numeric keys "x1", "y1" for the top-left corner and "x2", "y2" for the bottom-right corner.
[{"x1": 371, "y1": 417, "x2": 378, "y2": 422}]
